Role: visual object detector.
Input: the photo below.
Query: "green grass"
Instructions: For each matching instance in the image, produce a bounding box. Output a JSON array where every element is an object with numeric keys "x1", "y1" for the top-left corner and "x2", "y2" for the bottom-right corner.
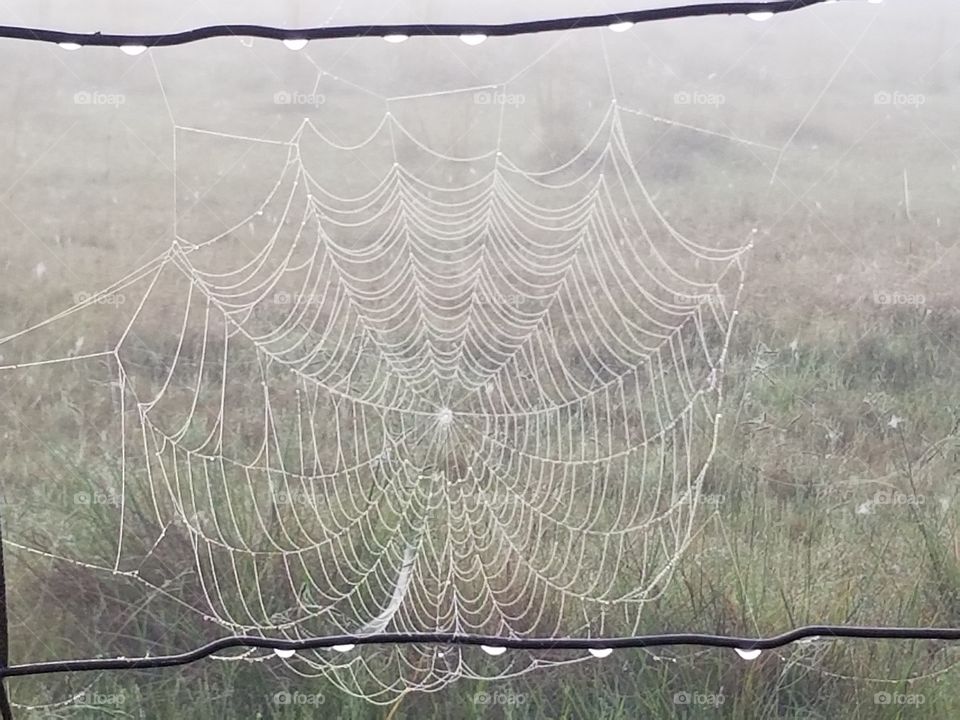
[{"x1": 4, "y1": 307, "x2": 960, "y2": 718}]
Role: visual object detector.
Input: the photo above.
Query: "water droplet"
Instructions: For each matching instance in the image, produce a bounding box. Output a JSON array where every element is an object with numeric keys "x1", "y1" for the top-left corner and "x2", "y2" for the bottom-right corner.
[
  {"x1": 274, "y1": 648, "x2": 296, "y2": 659},
  {"x1": 609, "y1": 21, "x2": 634, "y2": 33},
  {"x1": 120, "y1": 45, "x2": 148, "y2": 56},
  {"x1": 332, "y1": 644, "x2": 355, "y2": 653},
  {"x1": 747, "y1": 12, "x2": 774, "y2": 22},
  {"x1": 589, "y1": 648, "x2": 613, "y2": 658},
  {"x1": 460, "y1": 34, "x2": 487, "y2": 46},
  {"x1": 481, "y1": 645, "x2": 507, "y2": 656},
  {"x1": 282, "y1": 38, "x2": 308, "y2": 51},
  {"x1": 59, "y1": 42, "x2": 81, "y2": 51},
  {"x1": 735, "y1": 648, "x2": 762, "y2": 660},
  {"x1": 384, "y1": 34, "x2": 409, "y2": 44}
]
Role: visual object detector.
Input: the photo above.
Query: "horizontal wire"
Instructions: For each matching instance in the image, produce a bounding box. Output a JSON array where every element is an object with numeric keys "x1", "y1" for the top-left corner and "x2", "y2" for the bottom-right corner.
[
  {"x1": 0, "y1": 1, "x2": 834, "y2": 48},
  {"x1": 2, "y1": 626, "x2": 959, "y2": 679}
]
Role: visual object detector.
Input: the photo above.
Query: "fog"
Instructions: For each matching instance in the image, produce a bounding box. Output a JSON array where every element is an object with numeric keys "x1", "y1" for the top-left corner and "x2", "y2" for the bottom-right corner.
[{"x1": 1, "y1": 2, "x2": 959, "y2": 717}]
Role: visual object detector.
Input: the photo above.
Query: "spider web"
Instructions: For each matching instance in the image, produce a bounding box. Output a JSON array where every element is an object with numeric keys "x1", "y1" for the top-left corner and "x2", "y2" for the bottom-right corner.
[{"x1": 0, "y1": 36, "x2": 753, "y2": 705}]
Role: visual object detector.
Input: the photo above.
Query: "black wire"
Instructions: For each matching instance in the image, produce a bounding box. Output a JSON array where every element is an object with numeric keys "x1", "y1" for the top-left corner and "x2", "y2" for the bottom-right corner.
[
  {"x1": 1, "y1": 626, "x2": 958, "y2": 679},
  {"x1": 0, "y1": 1, "x2": 834, "y2": 48}
]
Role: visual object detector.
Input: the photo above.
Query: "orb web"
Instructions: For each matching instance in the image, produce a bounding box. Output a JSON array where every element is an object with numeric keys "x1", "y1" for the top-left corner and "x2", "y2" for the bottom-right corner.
[{"x1": 0, "y1": 51, "x2": 752, "y2": 705}]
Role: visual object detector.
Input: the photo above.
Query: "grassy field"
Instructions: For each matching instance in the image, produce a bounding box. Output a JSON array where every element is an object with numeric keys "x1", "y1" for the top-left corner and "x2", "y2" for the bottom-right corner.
[{"x1": 1, "y1": 1, "x2": 960, "y2": 718}]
